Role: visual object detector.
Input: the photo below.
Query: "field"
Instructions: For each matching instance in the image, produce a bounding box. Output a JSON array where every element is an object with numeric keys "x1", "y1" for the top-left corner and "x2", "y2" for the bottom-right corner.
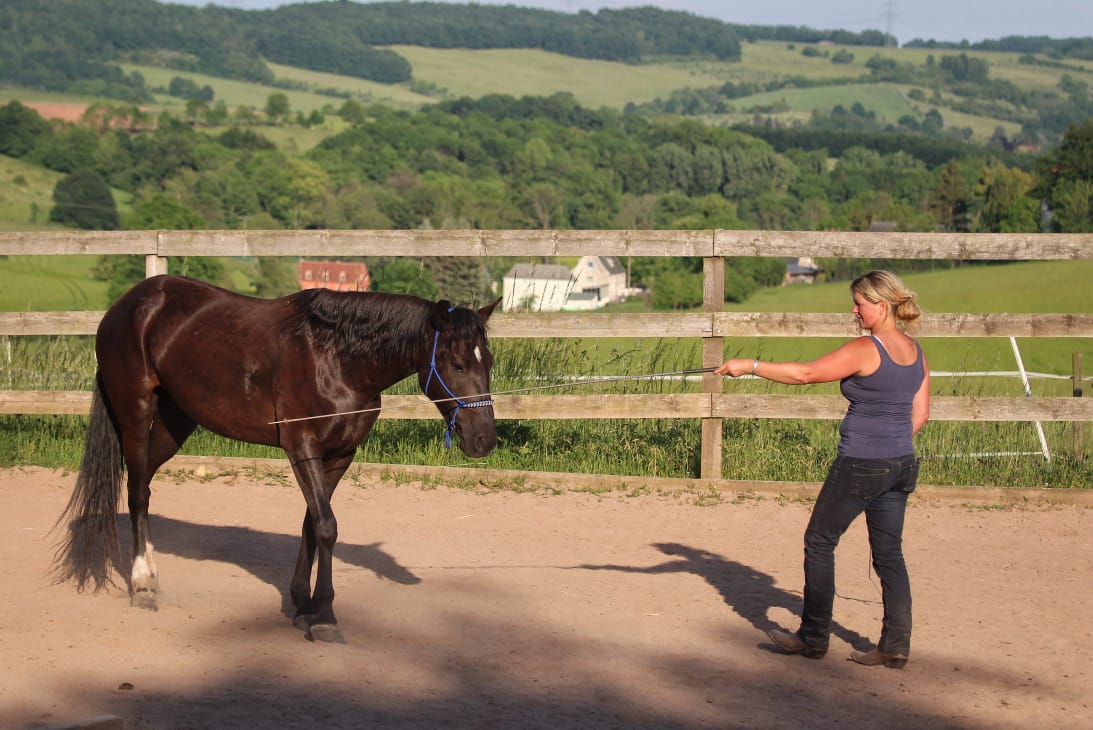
[
  {"x1": 22, "y1": 39, "x2": 1058, "y2": 143},
  {"x1": 3, "y1": 465, "x2": 1091, "y2": 729},
  {"x1": 0, "y1": 155, "x2": 68, "y2": 232}
]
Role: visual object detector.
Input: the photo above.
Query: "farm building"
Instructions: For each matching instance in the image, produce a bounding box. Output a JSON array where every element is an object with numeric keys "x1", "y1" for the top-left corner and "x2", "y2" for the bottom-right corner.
[
  {"x1": 502, "y1": 263, "x2": 576, "y2": 312},
  {"x1": 503, "y1": 256, "x2": 630, "y2": 312},
  {"x1": 571, "y1": 255, "x2": 627, "y2": 306},
  {"x1": 783, "y1": 256, "x2": 821, "y2": 285},
  {"x1": 297, "y1": 260, "x2": 371, "y2": 291}
]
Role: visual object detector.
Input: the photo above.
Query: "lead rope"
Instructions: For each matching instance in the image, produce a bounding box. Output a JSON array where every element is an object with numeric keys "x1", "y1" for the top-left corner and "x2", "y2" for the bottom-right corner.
[{"x1": 268, "y1": 367, "x2": 718, "y2": 430}]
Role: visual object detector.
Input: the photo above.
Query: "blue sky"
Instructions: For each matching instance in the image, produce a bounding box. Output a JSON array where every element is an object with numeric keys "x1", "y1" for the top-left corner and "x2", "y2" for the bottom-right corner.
[{"x1": 167, "y1": 0, "x2": 1093, "y2": 44}]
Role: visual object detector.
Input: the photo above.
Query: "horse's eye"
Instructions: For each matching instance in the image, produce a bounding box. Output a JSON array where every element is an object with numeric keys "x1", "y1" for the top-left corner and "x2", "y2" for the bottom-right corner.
[{"x1": 453, "y1": 363, "x2": 465, "y2": 373}]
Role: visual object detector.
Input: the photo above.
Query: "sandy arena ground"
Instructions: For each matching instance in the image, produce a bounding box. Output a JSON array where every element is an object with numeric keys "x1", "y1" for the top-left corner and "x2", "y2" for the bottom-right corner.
[{"x1": 1, "y1": 465, "x2": 1090, "y2": 729}]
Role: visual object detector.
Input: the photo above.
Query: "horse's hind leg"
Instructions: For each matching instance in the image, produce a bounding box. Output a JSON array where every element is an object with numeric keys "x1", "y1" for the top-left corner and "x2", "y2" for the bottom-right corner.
[{"x1": 123, "y1": 393, "x2": 196, "y2": 609}]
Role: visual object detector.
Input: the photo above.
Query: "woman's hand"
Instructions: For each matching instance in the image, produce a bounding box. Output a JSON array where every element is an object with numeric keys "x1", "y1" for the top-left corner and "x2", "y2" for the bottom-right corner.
[{"x1": 714, "y1": 358, "x2": 753, "y2": 378}]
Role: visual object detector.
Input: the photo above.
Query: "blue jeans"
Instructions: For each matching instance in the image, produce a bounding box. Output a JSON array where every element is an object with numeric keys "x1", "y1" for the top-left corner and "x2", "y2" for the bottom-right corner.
[{"x1": 797, "y1": 454, "x2": 919, "y2": 656}]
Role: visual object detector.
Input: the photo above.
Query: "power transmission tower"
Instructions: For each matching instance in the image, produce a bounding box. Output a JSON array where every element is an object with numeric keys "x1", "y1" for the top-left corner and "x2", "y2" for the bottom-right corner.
[{"x1": 884, "y1": 0, "x2": 898, "y2": 46}]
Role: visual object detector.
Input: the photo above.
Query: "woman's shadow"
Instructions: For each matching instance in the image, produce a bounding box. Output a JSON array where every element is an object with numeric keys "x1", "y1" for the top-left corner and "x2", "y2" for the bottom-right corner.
[{"x1": 579, "y1": 542, "x2": 871, "y2": 652}]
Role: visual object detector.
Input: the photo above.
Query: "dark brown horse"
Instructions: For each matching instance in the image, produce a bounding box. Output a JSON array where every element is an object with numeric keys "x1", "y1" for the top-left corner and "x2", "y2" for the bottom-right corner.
[{"x1": 54, "y1": 275, "x2": 498, "y2": 642}]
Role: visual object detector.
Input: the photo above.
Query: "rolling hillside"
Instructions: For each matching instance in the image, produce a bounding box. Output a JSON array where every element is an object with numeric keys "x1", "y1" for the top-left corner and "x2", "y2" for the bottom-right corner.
[{"x1": 6, "y1": 40, "x2": 1066, "y2": 146}]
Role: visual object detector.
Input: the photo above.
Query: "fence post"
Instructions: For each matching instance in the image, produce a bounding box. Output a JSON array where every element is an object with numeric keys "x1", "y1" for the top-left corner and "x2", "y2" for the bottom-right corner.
[
  {"x1": 1074, "y1": 352, "x2": 1084, "y2": 459},
  {"x1": 701, "y1": 256, "x2": 725, "y2": 480},
  {"x1": 1009, "y1": 337, "x2": 1050, "y2": 461},
  {"x1": 145, "y1": 254, "x2": 168, "y2": 277}
]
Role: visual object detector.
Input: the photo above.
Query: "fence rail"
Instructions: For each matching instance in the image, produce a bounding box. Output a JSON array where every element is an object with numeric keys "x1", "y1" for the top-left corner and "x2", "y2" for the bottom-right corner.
[{"x1": 3, "y1": 229, "x2": 1092, "y2": 482}]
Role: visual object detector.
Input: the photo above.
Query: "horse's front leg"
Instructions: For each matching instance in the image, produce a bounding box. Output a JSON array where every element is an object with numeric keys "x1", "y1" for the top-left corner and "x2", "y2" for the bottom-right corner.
[
  {"x1": 288, "y1": 453, "x2": 352, "y2": 643},
  {"x1": 289, "y1": 511, "x2": 317, "y2": 626}
]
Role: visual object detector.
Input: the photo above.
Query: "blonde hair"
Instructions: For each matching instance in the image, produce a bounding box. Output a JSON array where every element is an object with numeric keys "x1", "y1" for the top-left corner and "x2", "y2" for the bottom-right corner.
[{"x1": 851, "y1": 270, "x2": 922, "y2": 333}]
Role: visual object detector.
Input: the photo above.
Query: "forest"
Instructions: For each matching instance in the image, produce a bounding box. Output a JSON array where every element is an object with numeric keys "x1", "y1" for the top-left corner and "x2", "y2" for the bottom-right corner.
[{"x1": 1, "y1": 0, "x2": 1091, "y2": 307}]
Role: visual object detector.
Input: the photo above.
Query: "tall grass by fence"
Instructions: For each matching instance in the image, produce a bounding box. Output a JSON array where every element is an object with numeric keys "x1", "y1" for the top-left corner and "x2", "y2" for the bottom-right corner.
[{"x1": 2, "y1": 228, "x2": 1092, "y2": 489}]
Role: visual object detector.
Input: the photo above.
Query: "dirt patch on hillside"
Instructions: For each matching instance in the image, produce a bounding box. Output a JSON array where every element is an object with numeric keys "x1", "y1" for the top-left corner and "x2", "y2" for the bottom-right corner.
[
  {"x1": 19, "y1": 102, "x2": 88, "y2": 123},
  {"x1": 2, "y1": 465, "x2": 1090, "y2": 729}
]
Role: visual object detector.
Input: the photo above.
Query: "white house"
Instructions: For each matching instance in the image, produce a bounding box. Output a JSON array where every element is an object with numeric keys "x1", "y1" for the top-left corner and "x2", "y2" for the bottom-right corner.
[
  {"x1": 570, "y1": 255, "x2": 627, "y2": 307},
  {"x1": 783, "y1": 256, "x2": 821, "y2": 285},
  {"x1": 502, "y1": 263, "x2": 576, "y2": 312}
]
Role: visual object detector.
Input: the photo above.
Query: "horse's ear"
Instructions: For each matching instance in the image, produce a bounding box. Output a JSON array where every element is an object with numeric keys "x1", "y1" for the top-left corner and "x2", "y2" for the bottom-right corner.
[
  {"x1": 430, "y1": 300, "x2": 455, "y2": 329},
  {"x1": 478, "y1": 297, "x2": 502, "y2": 322}
]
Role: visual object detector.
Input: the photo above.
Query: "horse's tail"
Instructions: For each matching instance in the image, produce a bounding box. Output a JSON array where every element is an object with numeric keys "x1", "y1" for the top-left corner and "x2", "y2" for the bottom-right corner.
[{"x1": 51, "y1": 374, "x2": 123, "y2": 591}]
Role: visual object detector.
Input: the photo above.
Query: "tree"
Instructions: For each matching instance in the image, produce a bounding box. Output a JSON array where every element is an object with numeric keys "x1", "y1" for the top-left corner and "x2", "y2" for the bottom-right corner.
[
  {"x1": 33, "y1": 125, "x2": 99, "y2": 173},
  {"x1": 264, "y1": 93, "x2": 291, "y2": 123},
  {"x1": 91, "y1": 254, "x2": 145, "y2": 303},
  {"x1": 973, "y1": 164, "x2": 1039, "y2": 233},
  {"x1": 369, "y1": 258, "x2": 438, "y2": 299},
  {"x1": 930, "y1": 160, "x2": 972, "y2": 231},
  {"x1": 651, "y1": 263, "x2": 703, "y2": 310},
  {"x1": 1037, "y1": 119, "x2": 1093, "y2": 230},
  {"x1": 1050, "y1": 179, "x2": 1093, "y2": 232},
  {"x1": 0, "y1": 101, "x2": 51, "y2": 158},
  {"x1": 49, "y1": 169, "x2": 119, "y2": 229},
  {"x1": 123, "y1": 192, "x2": 206, "y2": 230},
  {"x1": 253, "y1": 257, "x2": 299, "y2": 297}
]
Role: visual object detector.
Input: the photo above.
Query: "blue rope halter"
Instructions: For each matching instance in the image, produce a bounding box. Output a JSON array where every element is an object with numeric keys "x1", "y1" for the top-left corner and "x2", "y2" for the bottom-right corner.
[{"x1": 423, "y1": 316, "x2": 493, "y2": 449}]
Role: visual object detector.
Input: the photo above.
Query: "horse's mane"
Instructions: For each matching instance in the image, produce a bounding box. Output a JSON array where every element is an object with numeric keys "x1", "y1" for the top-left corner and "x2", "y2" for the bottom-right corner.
[{"x1": 288, "y1": 289, "x2": 487, "y2": 364}]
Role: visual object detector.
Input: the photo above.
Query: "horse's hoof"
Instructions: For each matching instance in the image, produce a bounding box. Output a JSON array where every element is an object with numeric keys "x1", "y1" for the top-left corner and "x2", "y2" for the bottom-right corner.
[
  {"x1": 306, "y1": 623, "x2": 345, "y2": 644},
  {"x1": 130, "y1": 589, "x2": 158, "y2": 611},
  {"x1": 292, "y1": 614, "x2": 315, "y2": 632}
]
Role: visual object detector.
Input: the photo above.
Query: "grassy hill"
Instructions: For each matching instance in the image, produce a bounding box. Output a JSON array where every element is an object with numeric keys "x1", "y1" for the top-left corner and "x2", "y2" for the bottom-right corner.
[
  {"x1": 0, "y1": 156, "x2": 67, "y2": 232},
  {"x1": 0, "y1": 154, "x2": 133, "y2": 234},
  {"x1": 0, "y1": 254, "x2": 110, "y2": 311},
  {"x1": 53, "y1": 40, "x2": 1078, "y2": 145}
]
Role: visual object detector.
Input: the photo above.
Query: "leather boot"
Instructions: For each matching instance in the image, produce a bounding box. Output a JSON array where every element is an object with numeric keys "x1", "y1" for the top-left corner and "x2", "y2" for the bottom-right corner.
[
  {"x1": 848, "y1": 647, "x2": 908, "y2": 669},
  {"x1": 768, "y1": 628, "x2": 826, "y2": 659}
]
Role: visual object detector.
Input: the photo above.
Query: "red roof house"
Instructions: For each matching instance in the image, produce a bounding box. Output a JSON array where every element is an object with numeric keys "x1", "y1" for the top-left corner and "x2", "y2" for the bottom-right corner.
[{"x1": 296, "y1": 260, "x2": 371, "y2": 292}]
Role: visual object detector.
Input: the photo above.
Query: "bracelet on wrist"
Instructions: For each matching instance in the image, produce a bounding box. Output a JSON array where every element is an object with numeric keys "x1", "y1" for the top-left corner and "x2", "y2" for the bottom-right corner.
[{"x1": 752, "y1": 358, "x2": 760, "y2": 375}]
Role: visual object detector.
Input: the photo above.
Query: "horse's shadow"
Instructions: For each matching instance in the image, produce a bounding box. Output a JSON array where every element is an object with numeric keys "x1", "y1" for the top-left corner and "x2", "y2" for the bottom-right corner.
[
  {"x1": 112, "y1": 514, "x2": 421, "y2": 617},
  {"x1": 578, "y1": 542, "x2": 872, "y2": 652}
]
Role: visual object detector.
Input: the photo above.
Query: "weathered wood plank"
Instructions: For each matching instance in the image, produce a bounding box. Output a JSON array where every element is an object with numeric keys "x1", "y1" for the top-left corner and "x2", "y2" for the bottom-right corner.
[
  {"x1": 710, "y1": 394, "x2": 1093, "y2": 421},
  {"x1": 0, "y1": 391, "x2": 93, "y2": 414},
  {"x1": 153, "y1": 229, "x2": 716, "y2": 258},
  {"x1": 489, "y1": 312, "x2": 712, "y2": 338},
  {"x1": 7, "y1": 391, "x2": 1093, "y2": 422},
  {"x1": 0, "y1": 311, "x2": 104, "y2": 336},
  {"x1": 5, "y1": 229, "x2": 1090, "y2": 260},
  {"x1": 713, "y1": 230, "x2": 1093, "y2": 260},
  {"x1": 712, "y1": 312, "x2": 1093, "y2": 338},
  {"x1": 0, "y1": 230, "x2": 156, "y2": 255},
  {"x1": 6, "y1": 311, "x2": 1093, "y2": 338}
]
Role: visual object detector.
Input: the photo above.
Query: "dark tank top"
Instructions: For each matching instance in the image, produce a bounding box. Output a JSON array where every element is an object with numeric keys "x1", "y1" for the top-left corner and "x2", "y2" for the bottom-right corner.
[{"x1": 838, "y1": 335, "x2": 925, "y2": 458}]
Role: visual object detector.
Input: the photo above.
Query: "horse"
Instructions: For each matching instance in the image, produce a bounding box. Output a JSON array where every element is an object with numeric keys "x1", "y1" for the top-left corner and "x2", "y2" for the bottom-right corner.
[{"x1": 53, "y1": 274, "x2": 499, "y2": 642}]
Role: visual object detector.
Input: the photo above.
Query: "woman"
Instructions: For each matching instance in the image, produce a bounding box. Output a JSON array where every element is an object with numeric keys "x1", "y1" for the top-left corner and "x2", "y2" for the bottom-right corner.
[{"x1": 714, "y1": 270, "x2": 929, "y2": 669}]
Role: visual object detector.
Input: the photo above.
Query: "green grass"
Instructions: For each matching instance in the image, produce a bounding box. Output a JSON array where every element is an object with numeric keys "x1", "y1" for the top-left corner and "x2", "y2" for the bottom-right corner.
[
  {"x1": 0, "y1": 155, "x2": 67, "y2": 232},
  {"x1": 724, "y1": 262, "x2": 1093, "y2": 377},
  {"x1": 265, "y1": 61, "x2": 434, "y2": 110},
  {"x1": 385, "y1": 46, "x2": 728, "y2": 108},
  {"x1": 120, "y1": 64, "x2": 349, "y2": 115},
  {"x1": 0, "y1": 255, "x2": 112, "y2": 311}
]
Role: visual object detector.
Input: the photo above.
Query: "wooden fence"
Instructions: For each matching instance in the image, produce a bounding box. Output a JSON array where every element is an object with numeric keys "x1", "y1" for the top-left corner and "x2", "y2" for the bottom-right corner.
[{"x1": 2, "y1": 229, "x2": 1093, "y2": 482}]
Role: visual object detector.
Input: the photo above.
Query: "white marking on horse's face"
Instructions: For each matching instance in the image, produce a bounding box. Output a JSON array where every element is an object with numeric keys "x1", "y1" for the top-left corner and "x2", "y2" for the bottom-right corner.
[{"x1": 474, "y1": 345, "x2": 482, "y2": 364}]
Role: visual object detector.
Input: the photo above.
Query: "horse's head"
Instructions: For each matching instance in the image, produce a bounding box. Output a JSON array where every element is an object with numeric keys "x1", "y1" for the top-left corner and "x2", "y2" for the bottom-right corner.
[{"x1": 419, "y1": 298, "x2": 500, "y2": 458}]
